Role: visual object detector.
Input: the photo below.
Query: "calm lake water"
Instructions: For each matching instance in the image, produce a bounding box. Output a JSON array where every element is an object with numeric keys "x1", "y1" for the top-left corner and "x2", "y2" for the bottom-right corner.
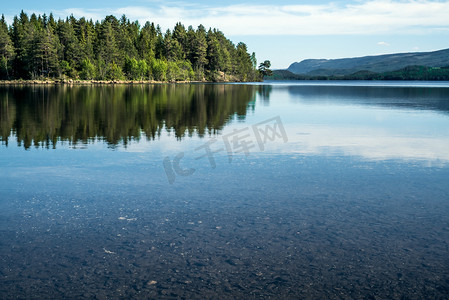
[{"x1": 1, "y1": 81, "x2": 449, "y2": 299}]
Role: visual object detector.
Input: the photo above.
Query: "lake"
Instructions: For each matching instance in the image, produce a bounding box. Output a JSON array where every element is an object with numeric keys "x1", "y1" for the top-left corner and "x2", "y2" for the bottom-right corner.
[{"x1": 1, "y1": 81, "x2": 449, "y2": 298}]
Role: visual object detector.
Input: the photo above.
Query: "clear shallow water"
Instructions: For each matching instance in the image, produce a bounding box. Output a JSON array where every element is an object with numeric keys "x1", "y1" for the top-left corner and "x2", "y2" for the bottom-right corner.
[{"x1": 1, "y1": 82, "x2": 449, "y2": 298}]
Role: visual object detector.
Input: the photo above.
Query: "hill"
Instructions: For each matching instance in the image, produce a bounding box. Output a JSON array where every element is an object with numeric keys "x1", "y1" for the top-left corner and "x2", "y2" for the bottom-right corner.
[
  {"x1": 267, "y1": 65, "x2": 449, "y2": 81},
  {"x1": 287, "y1": 48, "x2": 449, "y2": 76}
]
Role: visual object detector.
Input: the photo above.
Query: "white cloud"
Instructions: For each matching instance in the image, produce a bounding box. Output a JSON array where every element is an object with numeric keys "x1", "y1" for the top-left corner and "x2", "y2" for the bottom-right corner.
[
  {"x1": 377, "y1": 41, "x2": 390, "y2": 46},
  {"x1": 118, "y1": 121, "x2": 449, "y2": 165},
  {"x1": 11, "y1": 0, "x2": 449, "y2": 36},
  {"x1": 283, "y1": 125, "x2": 449, "y2": 164}
]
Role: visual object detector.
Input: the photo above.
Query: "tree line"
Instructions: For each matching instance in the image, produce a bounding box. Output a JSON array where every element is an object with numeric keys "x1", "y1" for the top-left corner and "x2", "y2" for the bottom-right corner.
[
  {"x1": 344, "y1": 66, "x2": 449, "y2": 81},
  {"x1": 268, "y1": 66, "x2": 449, "y2": 81},
  {"x1": 0, "y1": 11, "x2": 263, "y2": 82}
]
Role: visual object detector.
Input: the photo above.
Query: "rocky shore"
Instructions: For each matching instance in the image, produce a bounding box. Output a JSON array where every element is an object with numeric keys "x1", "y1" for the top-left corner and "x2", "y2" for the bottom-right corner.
[
  {"x1": 0, "y1": 73, "x2": 249, "y2": 85},
  {"x1": 0, "y1": 79, "x2": 209, "y2": 85}
]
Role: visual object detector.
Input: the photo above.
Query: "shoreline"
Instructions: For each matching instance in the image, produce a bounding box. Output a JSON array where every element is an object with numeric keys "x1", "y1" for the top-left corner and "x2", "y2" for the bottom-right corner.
[{"x1": 0, "y1": 79, "x2": 252, "y2": 85}]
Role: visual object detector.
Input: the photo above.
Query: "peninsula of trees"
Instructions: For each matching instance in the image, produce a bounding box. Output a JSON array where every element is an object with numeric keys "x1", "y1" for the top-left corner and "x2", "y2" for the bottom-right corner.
[{"x1": 0, "y1": 11, "x2": 262, "y2": 82}]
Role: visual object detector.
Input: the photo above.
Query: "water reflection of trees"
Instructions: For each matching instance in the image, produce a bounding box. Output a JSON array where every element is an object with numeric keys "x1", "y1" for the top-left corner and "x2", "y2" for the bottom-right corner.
[
  {"x1": 0, "y1": 84, "x2": 262, "y2": 149},
  {"x1": 258, "y1": 85, "x2": 272, "y2": 106}
]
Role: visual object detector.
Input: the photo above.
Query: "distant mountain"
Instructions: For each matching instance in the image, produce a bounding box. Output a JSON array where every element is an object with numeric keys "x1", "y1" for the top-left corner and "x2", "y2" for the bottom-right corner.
[{"x1": 287, "y1": 48, "x2": 449, "y2": 76}]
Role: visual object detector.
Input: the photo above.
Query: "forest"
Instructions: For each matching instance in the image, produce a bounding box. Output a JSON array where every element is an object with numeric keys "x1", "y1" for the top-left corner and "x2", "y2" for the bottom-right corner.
[{"x1": 0, "y1": 11, "x2": 262, "y2": 82}]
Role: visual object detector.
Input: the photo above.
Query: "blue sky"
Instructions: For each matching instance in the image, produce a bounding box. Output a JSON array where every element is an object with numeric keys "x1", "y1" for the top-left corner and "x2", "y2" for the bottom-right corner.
[{"x1": 3, "y1": 0, "x2": 449, "y2": 69}]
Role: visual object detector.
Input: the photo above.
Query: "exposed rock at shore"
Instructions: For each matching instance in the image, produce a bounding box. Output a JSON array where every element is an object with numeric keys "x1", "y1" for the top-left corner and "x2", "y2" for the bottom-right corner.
[{"x1": 0, "y1": 78, "x2": 247, "y2": 85}]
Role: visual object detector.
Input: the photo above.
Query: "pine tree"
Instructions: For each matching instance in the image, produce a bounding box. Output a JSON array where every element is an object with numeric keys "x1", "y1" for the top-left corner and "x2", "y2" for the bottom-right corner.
[
  {"x1": 192, "y1": 25, "x2": 208, "y2": 70},
  {"x1": 96, "y1": 16, "x2": 121, "y2": 67},
  {"x1": 26, "y1": 13, "x2": 43, "y2": 78},
  {"x1": 11, "y1": 12, "x2": 31, "y2": 78},
  {"x1": 251, "y1": 52, "x2": 257, "y2": 69},
  {"x1": 117, "y1": 15, "x2": 138, "y2": 62},
  {"x1": 258, "y1": 60, "x2": 272, "y2": 77},
  {"x1": 172, "y1": 23, "x2": 187, "y2": 54},
  {"x1": 57, "y1": 18, "x2": 82, "y2": 68},
  {"x1": 164, "y1": 29, "x2": 183, "y2": 61},
  {"x1": 185, "y1": 26, "x2": 196, "y2": 63},
  {"x1": 206, "y1": 29, "x2": 223, "y2": 72},
  {"x1": 235, "y1": 42, "x2": 253, "y2": 81},
  {"x1": 77, "y1": 17, "x2": 95, "y2": 61},
  {"x1": 154, "y1": 25, "x2": 164, "y2": 60},
  {"x1": 35, "y1": 24, "x2": 61, "y2": 77},
  {"x1": 138, "y1": 22, "x2": 156, "y2": 61},
  {"x1": 0, "y1": 15, "x2": 15, "y2": 79}
]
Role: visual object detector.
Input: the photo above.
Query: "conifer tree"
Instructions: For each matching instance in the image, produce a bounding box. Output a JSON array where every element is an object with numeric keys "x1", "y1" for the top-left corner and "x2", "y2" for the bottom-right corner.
[
  {"x1": 192, "y1": 25, "x2": 208, "y2": 70},
  {"x1": 0, "y1": 15, "x2": 15, "y2": 79},
  {"x1": 57, "y1": 18, "x2": 81, "y2": 69},
  {"x1": 138, "y1": 21, "x2": 156, "y2": 61}
]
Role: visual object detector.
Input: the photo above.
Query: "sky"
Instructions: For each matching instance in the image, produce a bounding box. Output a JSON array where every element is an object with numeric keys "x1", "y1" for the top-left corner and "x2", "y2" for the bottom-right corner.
[{"x1": 2, "y1": 0, "x2": 449, "y2": 69}]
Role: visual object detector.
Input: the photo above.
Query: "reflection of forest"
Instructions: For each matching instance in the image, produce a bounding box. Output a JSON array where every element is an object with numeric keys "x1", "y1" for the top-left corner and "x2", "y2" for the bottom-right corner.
[{"x1": 0, "y1": 84, "x2": 267, "y2": 149}]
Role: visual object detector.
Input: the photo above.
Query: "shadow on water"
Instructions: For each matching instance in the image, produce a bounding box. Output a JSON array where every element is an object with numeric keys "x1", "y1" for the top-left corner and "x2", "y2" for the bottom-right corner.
[{"x1": 0, "y1": 84, "x2": 265, "y2": 149}]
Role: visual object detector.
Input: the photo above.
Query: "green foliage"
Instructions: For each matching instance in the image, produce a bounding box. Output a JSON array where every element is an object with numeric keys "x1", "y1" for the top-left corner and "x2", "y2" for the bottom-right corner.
[
  {"x1": 60, "y1": 60, "x2": 71, "y2": 76},
  {"x1": 0, "y1": 15, "x2": 15, "y2": 79},
  {"x1": 57, "y1": 20, "x2": 81, "y2": 68},
  {"x1": 138, "y1": 22, "x2": 156, "y2": 61},
  {"x1": 106, "y1": 61, "x2": 124, "y2": 80},
  {"x1": 266, "y1": 70, "x2": 305, "y2": 80},
  {"x1": 96, "y1": 18, "x2": 121, "y2": 66},
  {"x1": 251, "y1": 53, "x2": 257, "y2": 69},
  {"x1": 124, "y1": 56, "x2": 149, "y2": 80},
  {"x1": 268, "y1": 65, "x2": 449, "y2": 81},
  {"x1": 95, "y1": 59, "x2": 107, "y2": 80},
  {"x1": 0, "y1": 56, "x2": 9, "y2": 79},
  {"x1": 258, "y1": 60, "x2": 273, "y2": 77},
  {"x1": 80, "y1": 58, "x2": 96, "y2": 80},
  {"x1": 177, "y1": 60, "x2": 194, "y2": 81},
  {"x1": 124, "y1": 56, "x2": 139, "y2": 80},
  {"x1": 1, "y1": 11, "x2": 262, "y2": 82},
  {"x1": 206, "y1": 32, "x2": 222, "y2": 72},
  {"x1": 193, "y1": 66, "x2": 205, "y2": 81},
  {"x1": 151, "y1": 58, "x2": 167, "y2": 81},
  {"x1": 137, "y1": 60, "x2": 148, "y2": 80},
  {"x1": 77, "y1": 17, "x2": 95, "y2": 61},
  {"x1": 369, "y1": 66, "x2": 449, "y2": 81},
  {"x1": 163, "y1": 60, "x2": 194, "y2": 81},
  {"x1": 235, "y1": 42, "x2": 259, "y2": 81},
  {"x1": 166, "y1": 61, "x2": 180, "y2": 81},
  {"x1": 191, "y1": 25, "x2": 208, "y2": 70}
]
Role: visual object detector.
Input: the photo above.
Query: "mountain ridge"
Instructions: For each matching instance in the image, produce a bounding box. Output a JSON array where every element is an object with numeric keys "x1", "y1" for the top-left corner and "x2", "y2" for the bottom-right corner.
[{"x1": 287, "y1": 48, "x2": 449, "y2": 76}]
